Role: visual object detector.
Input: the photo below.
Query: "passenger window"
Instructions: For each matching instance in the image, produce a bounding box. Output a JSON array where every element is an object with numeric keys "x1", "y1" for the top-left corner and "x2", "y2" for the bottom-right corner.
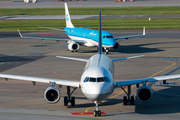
[
  {"x1": 89, "y1": 78, "x2": 96, "y2": 82},
  {"x1": 97, "y1": 77, "x2": 104, "y2": 82}
]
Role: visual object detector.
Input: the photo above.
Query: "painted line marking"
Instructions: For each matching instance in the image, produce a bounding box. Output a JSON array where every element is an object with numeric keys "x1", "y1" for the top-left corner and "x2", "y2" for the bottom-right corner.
[{"x1": 71, "y1": 112, "x2": 106, "y2": 115}]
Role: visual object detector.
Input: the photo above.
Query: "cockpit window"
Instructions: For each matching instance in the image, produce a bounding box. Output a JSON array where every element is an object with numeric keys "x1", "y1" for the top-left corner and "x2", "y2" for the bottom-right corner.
[
  {"x1": 83, "y1": 77, "x2": 110, "y2": 82},
  {"x1": 89, "y1": 78, "x2": 96, "y2": 82},
  {"x1": 104, "y1": 77, "x2": 110, "y2": 82},
  {"x1": 83, "y1": 77, "x2": 89, "y2": 82},
  {"x1": 103, "y1": 35, "x2": 113, "y2": 38},
  {"x1": 97, "y1": 77, "x2": 104, "y2": 82}
]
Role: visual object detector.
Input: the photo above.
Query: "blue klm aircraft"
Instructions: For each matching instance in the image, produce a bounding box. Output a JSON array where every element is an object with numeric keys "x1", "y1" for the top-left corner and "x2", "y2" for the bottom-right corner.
[{"x1": 18, "y1": 3, "x2": 145, "y2": 54}]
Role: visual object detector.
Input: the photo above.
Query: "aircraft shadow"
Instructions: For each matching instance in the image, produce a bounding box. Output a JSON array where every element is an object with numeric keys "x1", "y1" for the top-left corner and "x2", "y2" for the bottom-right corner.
[
  {"x1": 0, "y1": 54, "x2": 44, "y2": 72},
  {"x1": 67, "y1": 98, "x2": 122, "y2": 108},
  {"x1": 79, "y1": 41, "x2": 180, "y2": 54},
  {"x1": 78, "y1": 42, "x2": 168, "y2": 54},
  {"x1": 135, "y1": 86, "x2": 180, "y2": 114}
]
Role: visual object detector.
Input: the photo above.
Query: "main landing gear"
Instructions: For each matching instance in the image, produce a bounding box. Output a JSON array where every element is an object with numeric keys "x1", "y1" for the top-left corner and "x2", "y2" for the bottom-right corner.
[
  {"x1": 121, "y1": 85, "x2": 135, "y2": 105},
  {"x1": 93, "y1": 101, "x2": 101, "y2": 116},
  {"x1": 64, "y1": 86, "x2": 77, "y2": 106}
]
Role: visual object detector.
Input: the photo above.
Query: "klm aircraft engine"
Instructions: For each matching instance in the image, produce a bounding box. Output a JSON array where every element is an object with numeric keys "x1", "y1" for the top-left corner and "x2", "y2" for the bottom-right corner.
[
  {"x1": 137, "y1": 86, "x2": 153, "y2": 103},
  {"x1": 44, "y1": 86, "x2": 61, "y2": 104},
  {"x1": 68, "y1": 41, "x2": 80, "y2": 52},
  {"x1": 113, "y1": 42, "x2": 119, "y2": 49}
]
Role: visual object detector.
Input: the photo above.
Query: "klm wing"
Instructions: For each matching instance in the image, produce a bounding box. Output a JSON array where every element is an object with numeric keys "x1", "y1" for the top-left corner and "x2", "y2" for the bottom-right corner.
[
  {"x1": 0, "y1": 74, "x2": 80, "y2": 88},
  {"x1": 114, "y1": 74, "x2": 180, "y2": 88},
  {"x1": 39, "y1": 26, "x2": 66, "y2": 32},
  {"x1": 17, "y1": 29, "x2": 86, "y2": 44},
  {"x1": 114, "y1": 27, "x2": 145, "y2": 40}
]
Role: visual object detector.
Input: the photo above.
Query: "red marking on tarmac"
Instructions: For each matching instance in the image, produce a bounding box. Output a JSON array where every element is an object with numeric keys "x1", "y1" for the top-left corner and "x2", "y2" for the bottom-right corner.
[
  {"x1": 71, "y1": 112, "x2": 106, "y2": 115},
  {"x1": 39, "y1": 34, "x2": 55, "y2": 36}
]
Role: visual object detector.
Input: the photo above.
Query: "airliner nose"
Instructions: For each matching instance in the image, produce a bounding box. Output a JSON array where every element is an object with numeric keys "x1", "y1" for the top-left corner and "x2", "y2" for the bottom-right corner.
[{"x1": 82, "y1": 83, "x2": 110, "y2": 101}]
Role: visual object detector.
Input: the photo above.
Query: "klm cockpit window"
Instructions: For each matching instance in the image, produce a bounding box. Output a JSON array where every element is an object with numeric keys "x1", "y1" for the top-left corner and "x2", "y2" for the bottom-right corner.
[
  {"x1": 83, "y1": 77, "x2": 110, "y2": 82},
  {"x1": 103, "y1": 35, "x2": 113, "y2": 38}
]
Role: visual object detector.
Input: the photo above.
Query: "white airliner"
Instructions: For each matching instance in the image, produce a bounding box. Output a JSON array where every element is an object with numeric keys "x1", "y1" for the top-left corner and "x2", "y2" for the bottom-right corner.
[
  {"x1": 1, "y1": 10, "x2": 180, "y2": 117},
  {"x1": 17, "y1": 3, "x2": 145, "y2": 54}
]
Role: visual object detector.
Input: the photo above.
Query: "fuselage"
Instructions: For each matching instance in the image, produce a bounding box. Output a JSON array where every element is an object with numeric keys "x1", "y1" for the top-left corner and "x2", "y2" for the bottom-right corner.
[
  {"x1": 80, "y1": 53, "x2": 114, "y2": 102},
  {"x1": 64, "y1": 27, "x2": 116, "y2": 48}
]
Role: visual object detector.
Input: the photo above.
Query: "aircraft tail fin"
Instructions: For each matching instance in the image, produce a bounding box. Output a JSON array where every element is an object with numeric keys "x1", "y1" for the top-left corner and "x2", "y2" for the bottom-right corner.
[
  {"x1": 65, "y1": 3, "x2": 74, "y2": 28},
  {"x1": 98, "y1": 10, "x2": 102, "y2": 54}
]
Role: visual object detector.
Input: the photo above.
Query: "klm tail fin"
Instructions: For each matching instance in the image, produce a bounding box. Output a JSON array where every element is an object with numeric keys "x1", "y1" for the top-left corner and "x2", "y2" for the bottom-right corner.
[
  {"x1": 98, "y1": 10, "x2": 102, "y2": 54},
  {"x1": 65, "y1": 3, "x2": 74, "y2": 28}
]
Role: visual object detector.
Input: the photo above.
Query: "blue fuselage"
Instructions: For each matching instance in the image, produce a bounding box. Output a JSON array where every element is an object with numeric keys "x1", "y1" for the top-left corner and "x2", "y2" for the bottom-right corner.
[{"x1": 64, "y1": 27, "x2": 116, "y2": 47}]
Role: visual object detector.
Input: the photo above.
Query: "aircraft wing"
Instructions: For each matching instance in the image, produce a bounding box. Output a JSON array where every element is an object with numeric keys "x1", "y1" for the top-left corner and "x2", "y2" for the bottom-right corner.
[
  {"x1": 0, "y1": 74, "x2": 80, "y2": 88},
  {"x1": 39, "y1": 26, "x2": 66, "y2": 32},
  {"x1": 114, "y1": 74, "x2": 180, "y2": 88},
  {"x1": 114, "y1": 27, "x2": 145, "y2": 40},
  {"x1": 17, "y1": 29, "x2": 86, "y2": 44}
]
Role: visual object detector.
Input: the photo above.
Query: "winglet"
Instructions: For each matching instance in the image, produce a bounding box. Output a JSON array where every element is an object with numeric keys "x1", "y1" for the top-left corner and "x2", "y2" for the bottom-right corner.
[
  {"x1": 64, "y1": 3, "x2": 74, "y2": 28},
  {"x1": 98, "y1": 10, "x2": 102, "y2": 54},
  {"x1": 143, "y1": 27, "x2": 145, "y2": 35},
  {"x1": 17, "y1": 29, "x2": 24, "y2": 38}
]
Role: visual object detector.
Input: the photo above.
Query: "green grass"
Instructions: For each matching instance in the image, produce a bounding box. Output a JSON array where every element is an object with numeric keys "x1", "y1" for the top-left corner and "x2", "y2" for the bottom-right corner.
[
  {"x1": 0, "y1": 6, "x2": 180, "y2": 16},
  {"x1": 0, "y1": 18, "x2": 180, "y2": 31}
]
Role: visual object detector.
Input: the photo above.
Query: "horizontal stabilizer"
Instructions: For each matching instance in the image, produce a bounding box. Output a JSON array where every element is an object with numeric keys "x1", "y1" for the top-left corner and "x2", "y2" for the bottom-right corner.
[
  {"x1": 56, "y1": 56, "x2": 88, "y2": 62},
  {"x1": 112, "y1": 55, "x2": 145, "y2": 62}
]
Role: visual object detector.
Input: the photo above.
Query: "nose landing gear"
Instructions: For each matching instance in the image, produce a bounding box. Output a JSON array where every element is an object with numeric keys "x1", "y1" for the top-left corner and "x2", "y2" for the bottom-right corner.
[{"x1": 93, "y1": 101, "x2": 101, "y2": 116}]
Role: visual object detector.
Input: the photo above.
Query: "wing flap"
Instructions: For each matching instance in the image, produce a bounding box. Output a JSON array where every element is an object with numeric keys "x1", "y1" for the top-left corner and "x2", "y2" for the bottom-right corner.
[{"x1": 0, "y1": 74, "x2": 80, "y2": 88}]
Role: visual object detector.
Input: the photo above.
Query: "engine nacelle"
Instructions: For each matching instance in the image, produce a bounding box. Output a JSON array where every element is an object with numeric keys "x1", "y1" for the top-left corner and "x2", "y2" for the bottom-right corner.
[
  {"x1": 137, "y1": 86, "x2": 153, "y2": 103},
  {"x1": 113, "y1": 42, "x2": 120, "y2": 49},
  {"x1": 44, "y1": 86, "x2": 61, "y2": 104},
  {"x1": 68, "y1": 41, "x2": 80, "y2": 52}
]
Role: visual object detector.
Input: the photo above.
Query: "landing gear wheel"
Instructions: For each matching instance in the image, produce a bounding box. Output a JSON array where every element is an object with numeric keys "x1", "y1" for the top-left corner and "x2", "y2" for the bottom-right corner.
[
  {"x1": 105, "y1": 50, "x2": 109, "y2": 54},
  {"x1": 71, "y1": 96, "x2": 75, "y2": 106},
  {"x1": 98, "y1": 110, "x2": 101, "y2": 116},
  {"x1": 123, "y1": 96, "x2": 127, "y2": 105},
  {"x1": 64, "y1": 96, "x2": 68, "y2": 106},
  {"x1": 94, "y1": 110, "x2": 97, "y2": 116},
  {"x1": 130, "y1": 96, "x2": 135, "y2": 105},
  {"x1": 94, "y1": 110, "x2": 101, "y2": 116}
]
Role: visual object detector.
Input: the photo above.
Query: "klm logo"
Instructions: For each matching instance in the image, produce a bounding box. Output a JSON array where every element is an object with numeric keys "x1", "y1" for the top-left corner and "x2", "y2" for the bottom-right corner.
[{"x1": 66, "y1": 14, "x2": 69, "y2": 21}]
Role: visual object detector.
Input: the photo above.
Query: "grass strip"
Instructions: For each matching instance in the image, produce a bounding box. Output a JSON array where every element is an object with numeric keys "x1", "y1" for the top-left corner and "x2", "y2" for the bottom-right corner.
[
  {"x1": 0, "y1": 6, "x2": 180, "y2": 16},
  {"x1": 0, "y1": 18, "x2": 180, "y2": 32}
]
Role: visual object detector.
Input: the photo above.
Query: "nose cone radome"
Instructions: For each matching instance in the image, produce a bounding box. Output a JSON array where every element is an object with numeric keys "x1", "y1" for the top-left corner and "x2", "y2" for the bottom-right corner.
[{"x1": 82, "y1": 82, "x2": 112, "y2": 101}]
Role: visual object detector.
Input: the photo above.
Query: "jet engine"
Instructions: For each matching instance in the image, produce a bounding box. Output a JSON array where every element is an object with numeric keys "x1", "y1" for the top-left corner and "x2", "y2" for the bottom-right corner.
[
  {"x1": 68, "y1": 41, "x2": 80, "y2": 52},
  {"x1": 137, "y1": 86, "x2": 153, "y2": 103},
  {"x1": 44, "y1": 86, "x2": 61, "y2": 104},
  {"x1": 113, "y1": 42, "x2": 119, "y2": 49}
]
